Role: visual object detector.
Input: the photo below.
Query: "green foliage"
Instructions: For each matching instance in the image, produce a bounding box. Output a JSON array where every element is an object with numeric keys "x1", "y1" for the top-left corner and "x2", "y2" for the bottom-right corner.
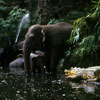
[
  {"x1": 48, "y1": 10, "x2": 85, "y2": 25},
  {"x1": 0, "y1": 0, "x2": 5, "y2": 3},
  {"x1": 91, "y1": 0, "x2": 100, "y2": 10},
  {"x1": 6, "y1": 6, "x2": 26, "y2": 32},
  {"x1": 0, "y1": 5, "x2": 27, "y2": 47},
  {"x1": 6, "y1": 6, "x2": 27, "y2": 41},
  {"x1": 66, "y1": 2, "x2": 100, "y2": 67},
  {"x1": 66, "y1": 10, "x2": 85, "y2": 24},
  {"x1": 73, "y1": 35, "x2": 97, "y2": 57},
  {"x1": 48, "y1": 18, "x2": 64, "y2": 24},
  {"x1": 8, "y1": 6, "x2": 26, "y2": 21},
  {"x1": 68, "y1": 17, "x2": 87, "y2": 44},
  {"x1": 0, "y1": 6, "x2": 7, "y2": 11},
  {"x1": 0, "y1": 0, "x2": 9, "y2": 17}
]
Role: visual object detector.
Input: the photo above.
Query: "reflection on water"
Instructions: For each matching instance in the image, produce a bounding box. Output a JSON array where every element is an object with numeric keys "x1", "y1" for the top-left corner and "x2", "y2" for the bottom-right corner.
[{"x1": 0, "y1": 72, "x2": 100, "y2": 100}]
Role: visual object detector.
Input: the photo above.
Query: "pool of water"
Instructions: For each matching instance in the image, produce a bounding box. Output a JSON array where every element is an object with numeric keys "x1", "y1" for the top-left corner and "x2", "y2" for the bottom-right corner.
[{"x1": 0, "y1": 71, "x2": 100, "y2": 100}]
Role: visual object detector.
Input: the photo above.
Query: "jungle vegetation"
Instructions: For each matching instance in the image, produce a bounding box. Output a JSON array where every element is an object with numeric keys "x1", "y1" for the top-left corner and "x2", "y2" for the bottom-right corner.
[
  {"x1": 0, "y1": 0, "x2": 100, "y2": 68},
  {"x1": 65, "y1": 0, "x2": 100, "y2": 68}
]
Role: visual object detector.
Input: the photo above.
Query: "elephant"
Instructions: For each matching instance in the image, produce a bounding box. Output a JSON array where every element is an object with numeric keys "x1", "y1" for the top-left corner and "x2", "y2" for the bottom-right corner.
[
  {"x1": 31, "y1": 50, "x2": 45, "y2": 74},
  {"x1": 14, "y1": 40, "x2": 25, "y2": 54},
  {"x1": 23, "y1": 22, "x2": 73, "y2": 74},
  {"x1": 16, "y1": 40, "x2": 24, "y2": 50},
  {"x1": 9, "y1": 51, "x2": 44, "y2": 75},
  {"x1": 9, "y1": 56, "x2": 24, "y2": 75}
]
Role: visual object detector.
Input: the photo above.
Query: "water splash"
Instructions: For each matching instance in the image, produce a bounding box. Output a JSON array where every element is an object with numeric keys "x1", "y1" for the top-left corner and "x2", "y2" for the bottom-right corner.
[{"x1": 15, "y1": 13, "x2": 30, "y2": 43}]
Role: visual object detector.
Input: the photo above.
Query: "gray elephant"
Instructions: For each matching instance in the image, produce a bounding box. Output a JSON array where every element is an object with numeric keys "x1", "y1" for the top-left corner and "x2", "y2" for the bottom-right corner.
[
  {"x1": 14, "y1": 40, "x2": 25, "y2": 55},
  {"x1": 16, "y1": 40, "x2": 24, "y2": 51},
  {"x1": 9, "y1": 56, "x2": 24, "y2": 75},
  {"x1": 9, "y1": 51, "x2": 44, "y2": 75},
  {"x1": 32, "y1": 50, "x2": 45, "y2": 74},
  {"x1": 23, "y1": 22, "x2": 73, "y2": 74}
]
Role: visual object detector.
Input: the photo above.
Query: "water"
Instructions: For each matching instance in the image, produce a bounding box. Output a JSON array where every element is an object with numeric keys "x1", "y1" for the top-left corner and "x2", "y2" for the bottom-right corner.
[
  {"x1": 15, "y1": 13, "x2": 30, "y2": 43},
  {"x1": 0, "y1": 71, "x2": 100, "y2": 100}
]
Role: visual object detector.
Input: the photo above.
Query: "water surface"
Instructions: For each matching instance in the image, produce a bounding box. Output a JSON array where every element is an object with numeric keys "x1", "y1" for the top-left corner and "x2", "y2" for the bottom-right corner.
[{"x1": 0, "y1": 71, "x2": 100, "y2": 100}]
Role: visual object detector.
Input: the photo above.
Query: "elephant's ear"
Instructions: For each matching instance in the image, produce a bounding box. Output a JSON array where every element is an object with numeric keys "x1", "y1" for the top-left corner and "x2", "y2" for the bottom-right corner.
[{"x1": 41, "y1": 29, "x2": 45, "y2": 42}]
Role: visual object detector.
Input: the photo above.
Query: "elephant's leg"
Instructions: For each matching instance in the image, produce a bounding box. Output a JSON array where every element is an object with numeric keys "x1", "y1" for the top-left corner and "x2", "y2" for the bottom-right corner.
[
  {"x1": 37, "y1": 66, "x2": 41, "y2": 73},
  {"x1": 23, "y1": 37, "x2": 33, "y2": 74},
  {"x1": 23, "y1": 49, "x2": 30, "y2": 74},
  {"x1": 45, "y1": 50, "x2": 51, "y2": 73},
  {"x1": 40, "y1": 60, "x2": 45, "y2": 74},
  {"x1": 32, "y1": 58, "x2": 37, "y2": 74},
  {"x1": 50, "y1": 47, "x2": 61, "y2": 74},
  {"x1": 32, "y1": 66, "x2": 36, "y2": 74},
  {"x1": 41, "y1": 66, "x2": 45, "y2": 74},
  {"x1": 37, "y1": 58, "x2": 45, "y2": 74}
]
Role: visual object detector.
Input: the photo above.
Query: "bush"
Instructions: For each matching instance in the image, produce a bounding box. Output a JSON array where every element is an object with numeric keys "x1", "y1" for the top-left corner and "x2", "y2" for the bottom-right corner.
[{"x1": 66, "y1": 2, "x2": 100, "y2": 67}]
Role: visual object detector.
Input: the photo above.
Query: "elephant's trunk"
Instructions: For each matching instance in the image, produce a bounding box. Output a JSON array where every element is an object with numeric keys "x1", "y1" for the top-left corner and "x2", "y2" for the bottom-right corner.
[{"x1": 23, "y1": 37, "x2": 32, "y2": 74}]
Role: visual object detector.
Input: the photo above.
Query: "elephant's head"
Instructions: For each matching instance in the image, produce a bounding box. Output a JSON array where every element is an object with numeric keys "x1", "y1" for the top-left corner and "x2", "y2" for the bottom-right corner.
[{"x1": 23, "y1": 25, "x2": 45, "y2": 74}]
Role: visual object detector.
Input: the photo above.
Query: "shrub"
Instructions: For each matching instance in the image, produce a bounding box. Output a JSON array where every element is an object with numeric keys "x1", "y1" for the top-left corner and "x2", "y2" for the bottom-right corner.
[{"x1": 66, "y1": 1, "x2": 100, "y2": 67}]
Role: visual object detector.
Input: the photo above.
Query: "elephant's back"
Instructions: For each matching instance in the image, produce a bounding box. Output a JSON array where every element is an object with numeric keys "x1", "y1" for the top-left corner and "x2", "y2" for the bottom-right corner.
[
  {"x1": 44, "y1": 22, "x2": 73, "y2": 46},
  {"x1": 46, "y1": 22, "x2": 73, "y2": 30},
  {"x1": 9, "y1": 58, "x2": 24, "y2": 67}
]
